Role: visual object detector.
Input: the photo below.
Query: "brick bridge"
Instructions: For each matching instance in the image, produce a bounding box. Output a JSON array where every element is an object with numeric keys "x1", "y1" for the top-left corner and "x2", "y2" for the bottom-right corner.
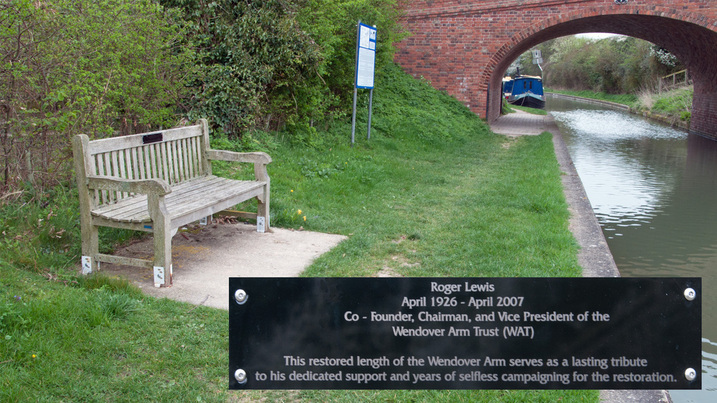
[{"x1": 394, "y1": 0, "x2": 717, "y2": 139}]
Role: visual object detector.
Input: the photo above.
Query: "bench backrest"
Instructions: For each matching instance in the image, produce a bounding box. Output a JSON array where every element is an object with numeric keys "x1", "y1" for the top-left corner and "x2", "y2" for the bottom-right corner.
[{"x1": 74, "y1": 119, "x2": 211, "y2": 207}]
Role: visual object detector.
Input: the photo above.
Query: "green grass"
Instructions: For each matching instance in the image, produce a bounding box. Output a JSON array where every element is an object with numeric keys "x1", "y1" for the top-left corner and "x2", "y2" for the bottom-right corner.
[
  {"x1": 1, "y1": 63, "x2": 596, "y2": 402},
  {"x1": 546, "y1": 85, "x2": 693, "y2": 124},
  {"x1": 1, "y1": 263, "x2": 228, "y2": 402},
  {"x1": 0, "y1": 185, "x2": 141, "y2": 274},
  {"x1": 545, "y1": 88, "x2": 638, "y2": 108},
  {"x1": 646, "y1": 86, "x2": 693, "y2": 122},
  {"x1": 285, "y1": 130, "x2": 577, "y2": 279},
  {"x1": 506, "y1": 104, "x2": 548, "y2": 115}
]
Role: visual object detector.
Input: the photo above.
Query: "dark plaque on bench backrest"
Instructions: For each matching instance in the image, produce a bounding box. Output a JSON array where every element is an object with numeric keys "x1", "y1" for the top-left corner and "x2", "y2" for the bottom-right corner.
[
  {"x1": 228, "y1": 277, "x2": 701, "y2": 390},
  {"x1": 142, "y1": 132, "x2": 163, "y2": 144}
]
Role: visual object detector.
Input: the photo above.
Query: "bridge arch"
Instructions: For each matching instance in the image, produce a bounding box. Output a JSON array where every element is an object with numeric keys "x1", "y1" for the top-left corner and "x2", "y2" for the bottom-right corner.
[{"x1": 395, "y1": 1, "x2": 717, "y2": 139}]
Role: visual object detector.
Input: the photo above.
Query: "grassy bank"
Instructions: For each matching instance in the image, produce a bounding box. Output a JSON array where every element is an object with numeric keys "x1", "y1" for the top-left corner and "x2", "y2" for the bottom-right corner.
[
  {"x1": 545, "y1": 88, "x2": 638, "y2": 108},
  {"x1": 1, "y1": 64, "x2": 595, "y2": 401},
  {"x1": 636, "y1": 86, "x2": 693, "y2": 125},
  {"x1": 503, "y1": 102, "x2": 548, "y2": 115},
  {"x1": 546, "y1": 86, "x2": 693, "y2": 127}
]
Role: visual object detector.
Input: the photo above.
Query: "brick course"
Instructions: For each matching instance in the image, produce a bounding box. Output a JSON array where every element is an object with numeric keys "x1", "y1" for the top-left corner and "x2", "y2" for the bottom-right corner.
[{"x1": 395, "y1": 0, "x2": 717, "y2": 139}]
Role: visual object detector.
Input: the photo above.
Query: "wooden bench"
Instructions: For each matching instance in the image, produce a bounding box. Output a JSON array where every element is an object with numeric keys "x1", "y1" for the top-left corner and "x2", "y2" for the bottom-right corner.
[{"x1": 72, "y1": 119, "x2": 271, "y2": 287}]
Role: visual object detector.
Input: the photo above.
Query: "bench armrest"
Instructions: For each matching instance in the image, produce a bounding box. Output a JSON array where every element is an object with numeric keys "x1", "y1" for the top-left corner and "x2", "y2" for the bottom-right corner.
[
  {"x1": 205, "y1": 149, "x2": 272, "y2": 165},
  {"x1": 205, "y1": 149, "x2": 271, "y2": 181},
  {"x1": 87, "y1": 176, "x2": 172, "y2": 196}
]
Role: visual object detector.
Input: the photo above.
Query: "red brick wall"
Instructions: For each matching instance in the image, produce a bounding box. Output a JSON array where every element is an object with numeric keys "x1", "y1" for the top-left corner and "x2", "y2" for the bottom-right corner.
[{"x1": 395, "y1": 0, "x2": 717, "y2": 139}]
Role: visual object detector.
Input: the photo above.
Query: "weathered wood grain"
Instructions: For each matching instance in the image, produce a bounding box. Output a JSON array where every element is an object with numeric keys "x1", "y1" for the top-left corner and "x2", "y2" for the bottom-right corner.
[{"x1": 72, "y1": 119, "x2": 271, "y2": 287}]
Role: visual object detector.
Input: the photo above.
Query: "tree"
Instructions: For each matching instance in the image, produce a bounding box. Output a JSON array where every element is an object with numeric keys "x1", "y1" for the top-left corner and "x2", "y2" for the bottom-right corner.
[
  {"x1": 1, "y1": 0, "x2": 189, "y2": 193},
  {"x1": 537, "y1": 35, "x2": 683, "y2": 93}
]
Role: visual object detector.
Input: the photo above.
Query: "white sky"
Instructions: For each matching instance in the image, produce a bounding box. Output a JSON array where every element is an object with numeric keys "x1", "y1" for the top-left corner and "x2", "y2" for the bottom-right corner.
[{"x1": 575, "y1": 33, "x2": 623, "y2": 39}]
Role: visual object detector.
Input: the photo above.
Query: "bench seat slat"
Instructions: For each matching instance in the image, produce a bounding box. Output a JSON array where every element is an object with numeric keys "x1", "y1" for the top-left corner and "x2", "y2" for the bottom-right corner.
[
  {"x1": 91, "y1": 176, "x2": 265, "y2": 224},
  {"x1": 91, "y1": 175, "x2": 230, "y2": 220}
]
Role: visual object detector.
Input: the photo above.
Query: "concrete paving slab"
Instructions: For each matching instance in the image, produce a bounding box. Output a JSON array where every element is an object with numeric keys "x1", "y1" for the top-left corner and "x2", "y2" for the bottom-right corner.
[{"x1": 96, "y1": 221, "x2": 347, "y2": 310}]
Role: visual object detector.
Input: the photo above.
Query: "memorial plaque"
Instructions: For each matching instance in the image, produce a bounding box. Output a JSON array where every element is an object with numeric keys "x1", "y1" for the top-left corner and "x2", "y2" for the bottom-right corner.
[
  {"x1": 228, "y1": 277, "x2": 701, "y2": 390},
  {"x1": 142, "y1": 132, "x2": 163, "y2": 144}
]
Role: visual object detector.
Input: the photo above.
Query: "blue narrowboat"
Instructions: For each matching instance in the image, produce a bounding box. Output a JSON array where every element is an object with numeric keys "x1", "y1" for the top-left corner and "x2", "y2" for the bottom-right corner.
[{"x1": 503, "y1": 75, "x2": 545, "y2": 109}]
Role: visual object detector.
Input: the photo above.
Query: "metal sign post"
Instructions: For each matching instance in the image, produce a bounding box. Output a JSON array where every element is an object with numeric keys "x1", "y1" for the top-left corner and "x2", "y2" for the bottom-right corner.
[
  {"x1": 367, "y1": 88, "x2": 374, "y2": 140},
  {"x1": 532, "y1": 49, "x2": 543, "y2": 72},
  {"x1": 351, "y1": 21, "x2": 377, "y2": 146}
]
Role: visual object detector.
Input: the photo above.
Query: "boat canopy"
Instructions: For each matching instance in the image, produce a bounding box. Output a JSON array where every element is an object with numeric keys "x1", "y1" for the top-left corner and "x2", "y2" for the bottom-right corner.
[{"x1": 511, "y1": 75, "x2": 544, "y2": 96}]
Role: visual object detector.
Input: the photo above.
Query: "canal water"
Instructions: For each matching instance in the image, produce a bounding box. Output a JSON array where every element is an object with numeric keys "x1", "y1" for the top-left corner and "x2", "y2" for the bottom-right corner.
[{"x1": 546, "y1": 97, "x2": 717, "y2": 403}]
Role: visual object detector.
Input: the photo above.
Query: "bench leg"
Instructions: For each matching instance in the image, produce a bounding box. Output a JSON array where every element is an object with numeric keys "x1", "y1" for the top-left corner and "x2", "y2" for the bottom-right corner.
[
  {"x1": 257, "y1": 183, "x2": 270, "y2": 233},
  {"x1": 153, "y1": 229, "x2": 173, "y2": 287},
  {"x1": 150, "y1": 195, "x2": 173, "y2": 287},
  {"x1": 80, "y1": 224, "x2": 99, "y2": 275},
  {"x1": 153, "y1": 221, "x2": 173, "y2": 287}
]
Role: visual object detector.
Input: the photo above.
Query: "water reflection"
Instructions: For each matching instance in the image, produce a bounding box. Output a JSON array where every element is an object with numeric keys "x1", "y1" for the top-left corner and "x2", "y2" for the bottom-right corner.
[
  {"x1": 550, "y1": 109, "x2": 684, "y2": 239},
  {"x1": 547, "y1": 97, "x2": 717, "y2": 402}
]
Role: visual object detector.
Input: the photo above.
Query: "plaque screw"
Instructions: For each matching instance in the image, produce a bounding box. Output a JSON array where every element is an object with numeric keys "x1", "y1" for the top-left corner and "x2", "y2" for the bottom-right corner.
[
  {"x1": 685, "y1": 368, "x2": 697, "y2": 381},
  {"x1": 234, "y1": 289, "x2": 248, "y2": 305},
  {"x1": 235, "y1": 369, "x2": 247, "y2": 384},
  {"x1": 684, "y1": 288, "x2": 696, "y2": 301}
]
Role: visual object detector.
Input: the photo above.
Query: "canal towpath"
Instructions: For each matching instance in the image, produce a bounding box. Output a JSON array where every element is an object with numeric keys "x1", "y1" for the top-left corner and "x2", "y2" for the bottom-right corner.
[
  {"x1": 491, "y1": 110, "x2": 670, "y2": 403},
  {"x1": 491, "y1": 110, "x2": 620, "y2": 278}
]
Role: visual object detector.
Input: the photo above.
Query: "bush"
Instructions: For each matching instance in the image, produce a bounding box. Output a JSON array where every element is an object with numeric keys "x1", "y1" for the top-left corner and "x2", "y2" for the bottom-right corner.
[
  {"x1": 1, "y1": 0, "x2": 190, "y2": 194},
  {"x1": 162, "y1": 0, "x2": 404, "y2": 140},
  {"x1": 534, "y1": 36, "x2": 683, "y2": 95}
]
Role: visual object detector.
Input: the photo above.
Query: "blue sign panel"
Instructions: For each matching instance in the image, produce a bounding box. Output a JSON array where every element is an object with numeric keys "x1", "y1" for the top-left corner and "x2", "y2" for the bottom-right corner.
[{"x1": 355, "y1": 23, "x2": 377, "y2": 89}]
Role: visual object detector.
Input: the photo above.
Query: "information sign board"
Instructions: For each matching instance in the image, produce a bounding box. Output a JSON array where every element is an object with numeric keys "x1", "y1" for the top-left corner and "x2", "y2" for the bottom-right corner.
[
  {"x1": 229, "y1": 277, "x2": 701, "y2": 390},
  {"x1": 355, "y1": 23, "x2": 377, "y2": 89}
]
